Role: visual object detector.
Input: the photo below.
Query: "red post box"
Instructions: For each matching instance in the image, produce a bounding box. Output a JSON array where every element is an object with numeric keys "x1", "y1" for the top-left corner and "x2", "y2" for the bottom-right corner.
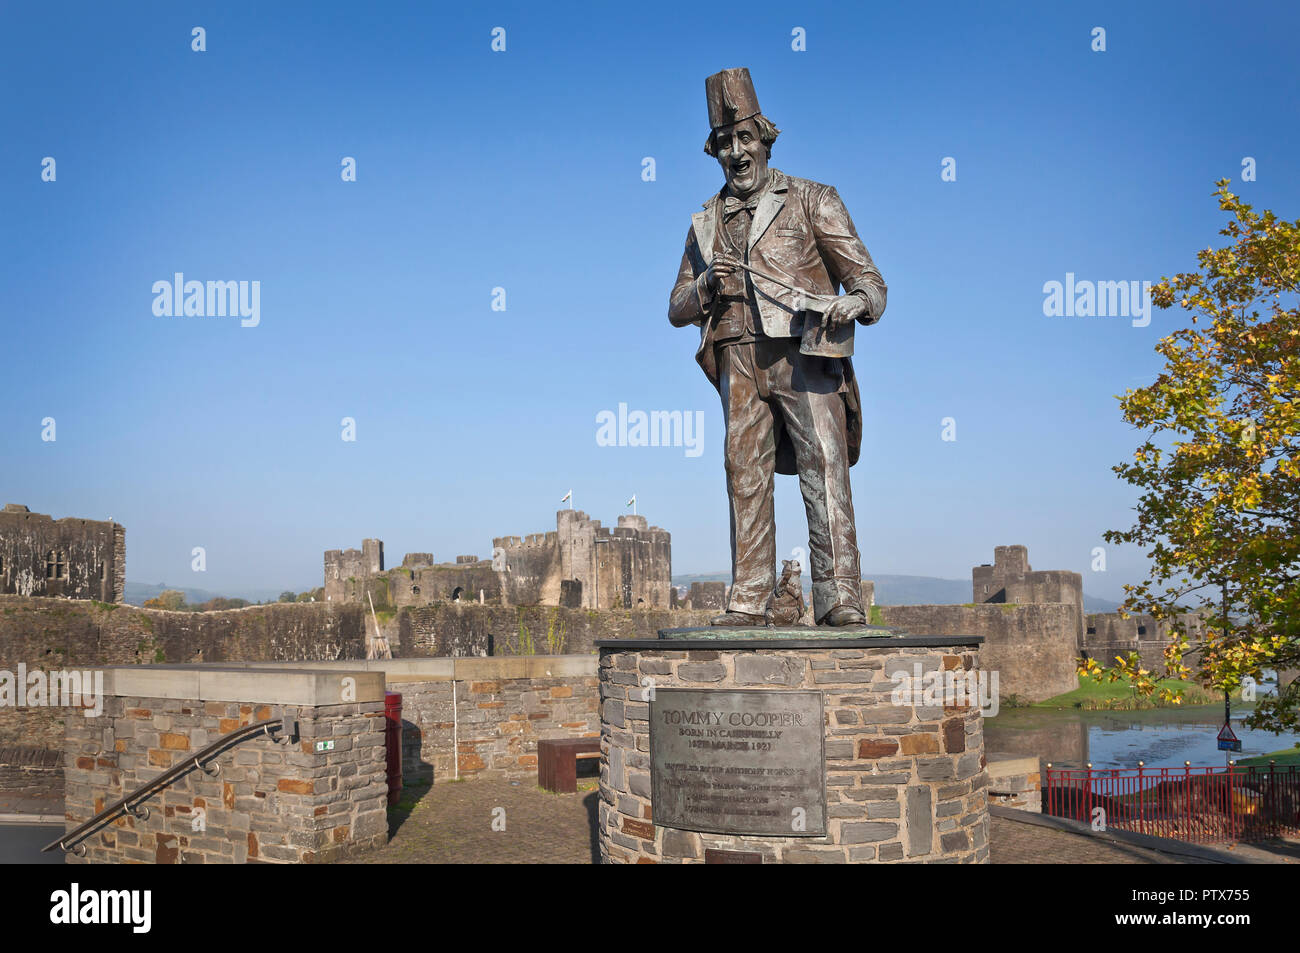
[{"x1": 384, "y1": 691, "x2": 403, "y2": 807}]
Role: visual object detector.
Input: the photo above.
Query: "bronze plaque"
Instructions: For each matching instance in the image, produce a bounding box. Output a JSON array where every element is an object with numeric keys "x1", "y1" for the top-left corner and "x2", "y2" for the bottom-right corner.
[{"x1": 650, "y1": 689, "x2": 825, "y2": 836}]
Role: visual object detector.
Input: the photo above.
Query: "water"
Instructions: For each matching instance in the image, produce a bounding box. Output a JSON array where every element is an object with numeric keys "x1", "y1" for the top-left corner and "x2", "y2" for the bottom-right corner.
[
  {"x1": 987, "y1": 671, "x2": 1300, "y2": 770},
  {"x1": 986, "y1": 704, "x2": 1300, "y2": 770}
]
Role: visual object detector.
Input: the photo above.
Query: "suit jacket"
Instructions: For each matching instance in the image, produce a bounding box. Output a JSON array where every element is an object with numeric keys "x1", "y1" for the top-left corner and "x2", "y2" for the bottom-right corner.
[{"x1": 668, "y1": 169, "x2": 887, "y2": 474}]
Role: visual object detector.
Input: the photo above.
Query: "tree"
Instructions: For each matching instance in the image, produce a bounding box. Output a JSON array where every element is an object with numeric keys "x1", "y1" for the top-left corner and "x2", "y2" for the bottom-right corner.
[
  {"x1": 143, "y1": 589, "x2": 187, "y2": 611},
  {"x1": 278, "y1": 591, "x2": 297, "y2": 603},
  {"x1": 1091, "y1": 180, "x2": 1300, "y2": 734}
]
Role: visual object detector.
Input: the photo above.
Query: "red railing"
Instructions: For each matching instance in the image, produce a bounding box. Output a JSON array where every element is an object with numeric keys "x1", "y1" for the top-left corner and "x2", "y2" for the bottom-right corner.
[{"x1": 1045, "y1": 762, "x2": 1300, "y2": 844}]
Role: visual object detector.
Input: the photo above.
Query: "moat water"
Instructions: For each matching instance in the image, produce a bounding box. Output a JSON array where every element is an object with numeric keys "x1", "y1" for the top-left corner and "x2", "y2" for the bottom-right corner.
[{"x1": 986, "y1": 704, "x2": 1300, "y2": 770}]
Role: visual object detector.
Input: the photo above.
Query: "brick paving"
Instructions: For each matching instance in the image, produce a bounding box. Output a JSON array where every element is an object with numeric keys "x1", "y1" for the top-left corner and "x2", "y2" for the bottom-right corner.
[{"x1": 348, "y1": 779, "x2": 1250, "y2": 864}]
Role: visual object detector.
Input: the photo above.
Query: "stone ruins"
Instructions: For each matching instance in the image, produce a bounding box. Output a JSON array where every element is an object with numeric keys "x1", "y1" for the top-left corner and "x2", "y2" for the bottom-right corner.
[
  {"x1": 0, "y1": 504, "x2": 124, "y2": 603},
  {"x1": 324, "y1": 508, "x2": 672, "y2": 611}
]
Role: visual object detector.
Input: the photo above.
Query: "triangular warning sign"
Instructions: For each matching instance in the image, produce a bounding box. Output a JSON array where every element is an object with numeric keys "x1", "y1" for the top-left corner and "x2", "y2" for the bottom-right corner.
[{"x1": 1217, "y1": 721, "x2": 1239, "y2": 743}]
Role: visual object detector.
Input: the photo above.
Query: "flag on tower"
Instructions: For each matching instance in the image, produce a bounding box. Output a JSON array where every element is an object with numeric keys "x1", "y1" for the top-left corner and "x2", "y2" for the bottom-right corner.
[
  {"x1": 626, "y1": 494, "x2": 637, "y2": 515},
  {"x1": 561, "y1": 489, "x2": 572, "y2": 508}
]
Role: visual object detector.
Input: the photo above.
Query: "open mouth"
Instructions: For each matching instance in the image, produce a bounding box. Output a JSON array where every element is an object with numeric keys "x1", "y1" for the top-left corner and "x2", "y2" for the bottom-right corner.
[{"x1": 731, "y1": 160, "x2": 751, "y2": 178}]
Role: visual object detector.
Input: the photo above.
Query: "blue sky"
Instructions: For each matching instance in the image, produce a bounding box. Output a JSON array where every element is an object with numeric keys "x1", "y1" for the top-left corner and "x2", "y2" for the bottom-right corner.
[{"x1": 2, "y1": 1, "x2": 1298, "y2": 599}]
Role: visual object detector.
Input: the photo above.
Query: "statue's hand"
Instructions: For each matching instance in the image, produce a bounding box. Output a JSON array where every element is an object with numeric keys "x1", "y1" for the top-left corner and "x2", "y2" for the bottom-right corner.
[
  {"x1": 705, "y1": 255, "x2": 741, "y2": 292},
  {"x1": 821, "y1": 293, "x2": 868, "y2": 330}
]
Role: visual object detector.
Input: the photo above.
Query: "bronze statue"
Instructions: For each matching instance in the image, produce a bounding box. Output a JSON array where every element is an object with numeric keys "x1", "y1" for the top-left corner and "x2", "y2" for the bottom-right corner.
[
  {"x1": 669, "y1": 68, "x2": 887, "y2": 627},
  {"x1": 764, "y1": 559, "x2": 806, "y2": 627}
]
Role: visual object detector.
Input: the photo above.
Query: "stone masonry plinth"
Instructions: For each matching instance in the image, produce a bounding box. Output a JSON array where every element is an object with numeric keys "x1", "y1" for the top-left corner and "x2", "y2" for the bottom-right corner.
[
  {"x1": 62, "y1": 665, "x2": 390, "y2": 864},
  {"x1": 596, "y1": 631, "x2": 989, "y2": 864}
]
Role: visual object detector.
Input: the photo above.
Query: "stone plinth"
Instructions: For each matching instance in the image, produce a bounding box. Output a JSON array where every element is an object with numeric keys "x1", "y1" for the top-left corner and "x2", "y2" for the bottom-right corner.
[
  {"x1": 596, "y1": 629, "x2": 989, "y2": 864},
  {"x1": 62, "y1": 665, "x2": 390, "y2": 864}
]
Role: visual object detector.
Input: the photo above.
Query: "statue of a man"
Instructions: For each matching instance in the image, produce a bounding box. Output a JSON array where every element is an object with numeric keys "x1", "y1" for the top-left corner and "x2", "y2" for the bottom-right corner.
[{"x1": 669, "y1": 68, "x2": 887, "y2": 627}]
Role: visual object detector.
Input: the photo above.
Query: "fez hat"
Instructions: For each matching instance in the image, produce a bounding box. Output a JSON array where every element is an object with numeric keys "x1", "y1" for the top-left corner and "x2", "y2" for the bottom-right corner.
[{"x1": 705, "y1": 68, "x2": 761, "y2": 130}]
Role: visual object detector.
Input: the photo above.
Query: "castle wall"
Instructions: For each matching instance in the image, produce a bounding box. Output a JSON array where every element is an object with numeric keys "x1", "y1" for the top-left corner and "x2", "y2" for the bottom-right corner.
[
  {"x1": 878, "y1": 604, "x2": 1079, "y2": 702},
  {"x1": 0, "y1": 596, "x2": 366, "y2": 754},
  {"x1": 396, "y1": 603, "x2": 714, "y2": 657},
  {"x1": 0, "y1": 505, "x2": 124, "y2": 603},
  {"x1": 972, "y1": 546, "x2": 1084, "y2": 648},
  {"x1": 328, "y1": 508, "x2": 670, "y2": 612},
  {"x1": 492, "y1": 532, "x2": 562, "y2": 606},
  {"x1": 323, "y1": 548, "x2": 367, "y2": 603},
  {"x1": 391, "y1": 563, "x2": 500, "y2": 606},
  {"x1": 1083, "y1": 612, "x2": 1205, "y2": 674}
]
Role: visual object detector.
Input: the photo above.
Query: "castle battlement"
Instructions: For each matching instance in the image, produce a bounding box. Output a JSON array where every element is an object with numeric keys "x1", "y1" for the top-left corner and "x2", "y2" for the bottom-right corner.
[
  {"x1": 329, "y1": 507, "x2": 672, "y2": 611},
  {"x1": 0, "y1": 504, "x2": 125, "y2": 603}
]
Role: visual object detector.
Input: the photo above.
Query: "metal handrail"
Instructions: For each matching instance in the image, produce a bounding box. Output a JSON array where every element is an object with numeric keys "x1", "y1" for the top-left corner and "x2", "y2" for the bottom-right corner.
[{"x1": 43, "y1": 715, "x2": 297, "y2": 855}]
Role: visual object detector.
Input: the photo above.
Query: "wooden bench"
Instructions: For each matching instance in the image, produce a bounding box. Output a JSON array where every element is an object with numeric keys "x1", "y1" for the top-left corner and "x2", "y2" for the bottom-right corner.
[{"x1": 537, "y1": 737, "x2": 600, "y2": 793}]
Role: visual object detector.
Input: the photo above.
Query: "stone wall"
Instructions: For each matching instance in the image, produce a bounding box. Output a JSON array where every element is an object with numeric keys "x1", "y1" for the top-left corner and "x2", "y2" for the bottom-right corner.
[
  {"x1": 0, "y1": 596, "x2": 366, "y2": 754},
  {"x1": 1083, "y1": 611, "x2": 1206, "y2": 673},
  {"x1": 62, "y1": 666, "x2": 389, "y2": 864},
  {"x1": 327, "y1": 508, "x2": 673, "y2": 612},
  {"x1": 396, "y1": 603, "x2": 712, "y2": 657},
  {"x1": 878, "y1": 604, "x2": 1078, "y2": 702},
  {"x1": 0, "y1": 745, "x2": 62, "y2": 802},
  {"x1": 387, "y1": 658, "x2": 599, "y2": 783},
  {"x1": 986, "y1": 753, "x2": 1041, "y2": 812},
  {"x1": 0, "y1": 504, "x2": 124, "y2": 603},
  {"x1": 597, "y1": 640, "x2": 989, "y2": 864},
  {"x1": 96, "y1": 657, "x2": 605, "y2": 787}
]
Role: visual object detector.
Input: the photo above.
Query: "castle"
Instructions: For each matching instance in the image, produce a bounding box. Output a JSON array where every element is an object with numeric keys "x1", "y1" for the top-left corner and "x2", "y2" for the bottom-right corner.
[
  {"x1": 324, "y1": 509, "x2": 672, "y2": 610},
  {"x1": 970, "y1": 544, "x2": 1202, "y2": 672},
  {"x1": 0, "y1": 504, "x2": 124, "y2": 603},
  {"x1": 973, "y1": 544, "x2": 1085, "y2": 646}
]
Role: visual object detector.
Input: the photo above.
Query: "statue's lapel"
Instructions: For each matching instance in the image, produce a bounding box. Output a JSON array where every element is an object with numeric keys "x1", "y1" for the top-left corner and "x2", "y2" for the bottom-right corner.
[
  {"x1": 691, "y1": 198, "x2": 719, "y2": 265},
  {"x1": 747, "y1": 170, "x2": 787, "y2": 251}
]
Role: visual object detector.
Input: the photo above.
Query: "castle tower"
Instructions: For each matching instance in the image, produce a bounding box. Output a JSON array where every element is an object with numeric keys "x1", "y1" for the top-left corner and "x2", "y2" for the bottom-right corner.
[{"x1": 362, "y1": 538, "x2": 384, "y2": 574}]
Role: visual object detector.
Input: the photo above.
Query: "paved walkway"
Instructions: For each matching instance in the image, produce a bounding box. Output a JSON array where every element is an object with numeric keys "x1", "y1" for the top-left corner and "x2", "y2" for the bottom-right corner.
[
  {"x1": 348, "y1": 779, "x2": 1293, "y2": 864},
  {"x1": 345, "y1": 780, "x2": 600, "y2": 864}
]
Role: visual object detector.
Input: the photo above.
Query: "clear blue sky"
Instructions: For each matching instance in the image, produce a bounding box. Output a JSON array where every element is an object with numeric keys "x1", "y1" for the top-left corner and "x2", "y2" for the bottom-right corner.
[{"x1": 3, "y1": 1, "x2": 1298, "y2": 599}]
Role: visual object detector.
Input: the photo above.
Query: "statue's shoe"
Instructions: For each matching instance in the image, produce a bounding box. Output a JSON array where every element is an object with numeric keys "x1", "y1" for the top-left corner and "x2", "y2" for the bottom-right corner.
[
  {"x1": 818, "y1": 605, "x2": 867, "y2": 627},
  {"x1": 709, "y1": 611, "x2": 766, "y2": 627}
]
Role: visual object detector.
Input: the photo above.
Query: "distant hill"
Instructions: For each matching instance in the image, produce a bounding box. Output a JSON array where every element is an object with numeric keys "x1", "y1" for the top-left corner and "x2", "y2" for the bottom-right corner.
[
  {"x1": 123, "y1": 581, "x2": 309, "y2": 607},
  {"x1": 672, "y1": 572, "x2": 1122, "y2": 614}
]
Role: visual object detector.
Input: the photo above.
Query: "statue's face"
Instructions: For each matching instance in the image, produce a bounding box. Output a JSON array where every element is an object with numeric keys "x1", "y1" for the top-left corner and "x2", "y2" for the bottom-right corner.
[{"x1": 714, "y1": 118, "x2": 768, "y2": 198}]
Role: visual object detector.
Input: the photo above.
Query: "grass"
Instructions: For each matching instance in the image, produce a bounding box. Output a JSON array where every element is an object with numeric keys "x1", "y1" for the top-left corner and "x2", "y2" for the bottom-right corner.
[
  {"x1": 1037, "y1": 675, "x2": 1225, "y2": 710},
  {"x1": 1237, "y1": 746, "x2": 1300, "y2": 768}
]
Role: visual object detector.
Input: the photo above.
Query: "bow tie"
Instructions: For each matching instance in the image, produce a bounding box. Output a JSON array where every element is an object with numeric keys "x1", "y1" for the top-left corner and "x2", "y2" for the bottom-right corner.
[{"x1": 722, "y1": 195, "x2": 761, "y2": 217}]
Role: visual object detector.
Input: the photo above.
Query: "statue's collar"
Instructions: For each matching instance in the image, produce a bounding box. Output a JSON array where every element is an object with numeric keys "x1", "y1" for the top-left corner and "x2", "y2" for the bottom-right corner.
[{"x1": 705, "y1": 168, "x2": 788, "y2": 209}]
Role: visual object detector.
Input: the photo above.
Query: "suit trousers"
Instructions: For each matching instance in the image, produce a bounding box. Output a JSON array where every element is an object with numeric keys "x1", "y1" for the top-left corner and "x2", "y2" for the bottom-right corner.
[{"x1": 716, "y1": 335, "x2": 864, "y2": 621}]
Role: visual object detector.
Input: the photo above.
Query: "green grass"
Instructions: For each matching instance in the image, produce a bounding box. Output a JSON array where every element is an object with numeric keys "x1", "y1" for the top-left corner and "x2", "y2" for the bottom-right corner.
[
  {"x1": 1037, "y1": 675, "x2": 1224, "y2": 710},
  {"x1": 869, "y1": 605, "x2": 885, "y2": 625},
  {"x1": 1237, "y1": 746, "x2": 1300, "y2": 768}
]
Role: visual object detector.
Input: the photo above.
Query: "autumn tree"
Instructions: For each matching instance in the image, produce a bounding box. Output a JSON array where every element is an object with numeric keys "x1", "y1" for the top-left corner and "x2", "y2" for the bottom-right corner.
[
  {"x1": 142, "y1": 589, "x2": 187, "y2": 611},
  {"x1": 1091, "y1": 180, "x2": 1300, "y2": 734}
]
